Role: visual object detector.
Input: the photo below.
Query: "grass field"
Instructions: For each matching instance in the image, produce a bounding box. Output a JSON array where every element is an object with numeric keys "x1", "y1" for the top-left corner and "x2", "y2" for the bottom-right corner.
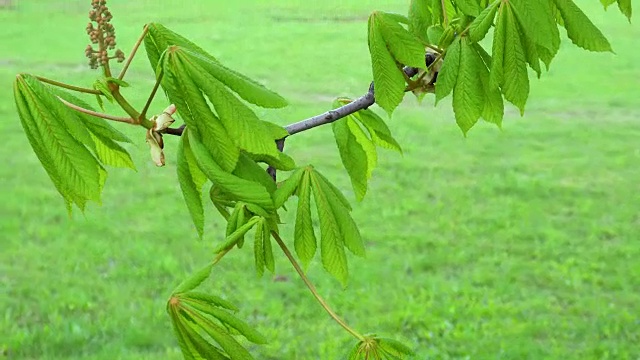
[{"x1": 2, "y1": 1, "x2": 640, "y2": 359}]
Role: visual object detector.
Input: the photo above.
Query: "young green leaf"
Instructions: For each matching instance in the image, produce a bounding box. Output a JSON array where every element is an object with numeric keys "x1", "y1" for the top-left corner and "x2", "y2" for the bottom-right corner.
[
  {"x1": 408, "y1": 0, "x2": 432, "y2": 43},
  {"x1": 501, "y1": 6, "x2": 530, "y2": 114},
  {"x1": 368, "y1": 13, "x2": 406, "y2": 115},
  {"x1": 273, "y1": 167, "x2": 305, "y2": 208},
  {"x1": 309, "y1": 171, "x2": 349, "y2": 286},
  {"x1": 356, "y1": 109, "x2": 402, "y2": 153},
  {"x1": 333, "y1": 118, "x2": 369, "y2": 200},
  {"x1": 178, "y1": 291, "x2": 239, "y2": 312},
  {"x1": 294, "y1": 170, "x2": 317, "y2": 267},
  {"x1": 187, "y1": 129, "x2": 274, "y2": 211},
  {"x1": 181, "y1": 299, "x2": 267, "y2": 344},
  {"x1": 178, "y1": 134, "x2": 206, "y2": 238},
  {"x1": 182, "y1": 308, "x2": 254, "y2": 360},
  {"x1": 172, "y1": 263, "x2": 213, "y2": 294},
  {"x1": 377, "y1": 12, "x2": 427, "y2": 69},
  {"x1": 262, "y1": 219, "x2": 275, "y2": 273},
  {"x1": 452, "y1": 38, "x2": 485, "y2": 134},
  {"x1": 14, "y1": 74, "x2": 104, "y2": 211},
  {"x1": 510, "y1": 0, "x2": 561, "y2": 56},
  {"x1": 213, "y1": 216, "x2": 260, "y2": 254},
  {"x1": 253, "y1": 218, "x2": 266, "y2": 277},
  {"x1": 435, "y1": 37, "x2": 461, "y2": 103},
  {"x1": 468, "y1": 1, "x2": 499, "y2": 43},
  {"x1": 489, "y1": 4, "x2": 507, "y2": 89},
  {"x1": 552, "y1": 0, "x2": 613, "y2": 52},
  {"x1": 456, "y1": 0, "x2": 482, "y2": 16}
]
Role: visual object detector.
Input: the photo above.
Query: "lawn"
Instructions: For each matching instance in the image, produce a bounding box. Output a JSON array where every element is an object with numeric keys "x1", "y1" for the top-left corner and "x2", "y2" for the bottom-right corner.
[{"x1": 1, "y1": 0, "x2": 639, "y2": 359}]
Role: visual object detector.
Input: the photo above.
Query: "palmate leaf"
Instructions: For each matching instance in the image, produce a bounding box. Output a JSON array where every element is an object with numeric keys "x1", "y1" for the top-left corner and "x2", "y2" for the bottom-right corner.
[
  {"x1": 159, "y1": 47, "x2": 294, "y2": 172},
  {"x1": 501, "y1": 5, "x2": 530, "y2": 114},
  {"x1": 253, "y1": 217, "x2": 275, "y2": 276},
  {"x1": 348, "y1": 336, "x2": 415, "y2": 360},
  {"x1": 14, "y1": 74, "x2": 107, "y2": 212},
  {"x1": 376, "y1": 12, "x2": 426, "y2": 69},
  {"x1": 455, "y1": 0, "x2": 482, "y2": 16},
  {"x1": 452, "y1": 38, "x2": 485, "y2": 134},
  {"x1": 332, "y1": 99, "x2": 402, "y2": 200},
  {"x1": 552, "y1": 0, "x2": 613, "y2": 52},
  {"x1": 168, "y1": 291, "x2": 266, "y2": 360},
  {"x1": 468, "y1": 1, "x2": 500, "y2": 43},
  {"x1": 274, "y1": 167, "x2": 364, "y2": 285}
]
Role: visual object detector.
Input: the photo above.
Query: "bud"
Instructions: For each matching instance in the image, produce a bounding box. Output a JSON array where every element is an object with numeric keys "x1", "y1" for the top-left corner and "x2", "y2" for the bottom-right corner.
[
  {"x1": 152, "y1": 104, "x2": 177, "y2": 132},
  {"x1": 146, "y1": 128, "x2": 165, "y2": 167}
]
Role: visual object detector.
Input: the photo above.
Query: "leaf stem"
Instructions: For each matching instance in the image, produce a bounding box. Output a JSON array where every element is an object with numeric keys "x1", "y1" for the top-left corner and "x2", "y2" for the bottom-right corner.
[
  {"x1": 118, "y1": 24, "x2": 149, "y2": 80},
  {"x1": 140, "y1": 71, "x2": 163, "y2": 120},
  {"x1": 270, "y1": 231, "x2": 365, "y2": 342},
  {"x1": 441, "y1": 0, "x2": 449, "y2": 27},
  {"x1": 35, "y1": 76, "x2": 102, "y2": 95},
  {"x1": 57, "y1": 96, "x2": 134, "y2": 124}
]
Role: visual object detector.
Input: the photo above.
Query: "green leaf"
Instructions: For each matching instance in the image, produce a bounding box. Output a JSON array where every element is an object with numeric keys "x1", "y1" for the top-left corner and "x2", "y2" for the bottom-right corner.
[
  {"x1": 377, "y1": 12, "x2": 427, "y2": 69},
  {"x1": 146, "y1": 23, "x2": 219, "y2": 71},
  {"x1": 452, "y1": 38, "x2": 485, "y2": 134},
  {"x1": 14, "y1": 74, "x2": 104, "y2": 211},
  {"x1": 468, "y1": 1, "x2": 499, "y2": 43},
  {"x1": 183, "y1": 49, "x2": 287, "y2": 109},
  {"x1": 552, "y1": 0, "x2": 613, "y2": 52},
  {"x1": 105, "y1": 77, "x2": 130, "y2": 87},
  {"x1": 489, "y1": 5, "x2": 507, "y2": 88},
  {"x1": 214, "y1": 216, "x2": 260, "y2": 253},
  {"x1": 178, "y1": 133, "x2": 207, "y2": 238},
  {"x1": 435, "y1": 37, "x2": 461, "y2": 103},
  {"x1": 427, "y1": 25, "x2": 445, "y2": 45},
  {"x1": 254, "y1": 218, "x2": 266, "y2": 277},
  {"x1": 456, "y1": 0, "x2": 481, "y2": 16},
  {"x1": 294, "y1": 170, "x2": 317, "y2": 267},
  {"x1": 172, "y1": 263, "x2": 213, "y2": 294},
  {"x1": 368, "y1": 13, "x2": 406, "y2": 115},
  {"x1": 92, "y1": 78, "x2": 115, "y2": 103},
  {"x1": 378, "y1": 338, "x2": 416, "y2": 358},
  {"x1": 510, "y1": 0, "x2": 561, "y2": 54},
  {"x1": 356, "y1": 109, "x2": 402, "y2": 153},
  {"x1": 309, "y1": 171, "x2": 349, "y2": 286},
  {"x1": 314, "y1": 174, "x2": 365, "y2": 257},
  {"x1": 187, "y1": 129, "x2": 274, "y2": 211},
  {"x1": 161, "y1": 50, "x2": 240, "y2": 172},
  {"x1": 408, "y1": 0, "x2": 433, "y2": 44},
  {"x1": 312, "y1": 170, "x2": 352, "y2": 211},
  {"x1": 90, "y1": 132, "x2": 136, "y2": 169},
  {"x1": 617, "y1": 0, "x2": 632, "y2": 21},
  {"x1": 273, "y1": 167, "x2": 305, "y2": 208},
  {"x1": 177, "y1": 318, "x2": 230, "y2": 360},
  {"x1": 501, "y1": 6, "x2": 530, "y2": 114},
  {"x1": 183, "y1": 309, "x2": 254, "y2": 360},
  {"x1": 333, "y1": 118, "x2": 370, "y2": 201},
  {"x1": 262, "y1": 219, "x2": 275, "y2": 273},
  {"x1": 179, "y1": 291, "x2": 239, "y2": 312},
  {"x1": 181, "y1": 299, "x2": 267, "y2": 344}
]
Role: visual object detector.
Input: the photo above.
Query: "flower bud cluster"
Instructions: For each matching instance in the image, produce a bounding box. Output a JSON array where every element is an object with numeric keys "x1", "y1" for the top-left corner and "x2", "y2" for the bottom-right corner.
[{"x1": 85, "y1": 0, "x2": 125, "y2": 69}]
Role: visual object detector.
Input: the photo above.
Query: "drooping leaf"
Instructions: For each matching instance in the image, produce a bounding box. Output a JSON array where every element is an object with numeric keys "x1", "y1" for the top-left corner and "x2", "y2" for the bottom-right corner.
[
  {"x1": 253, "y1": 218, "x2": 266, "y2": 277},
  {"x1": 333, "y1": 118, "x2": 370, "y2": 201},
  {"x1": 377, "y1": 12, "x2": 427, "y2": 69},
  {"x1": 178, "y1": 133, "x2": 206, "y2": 238},
  {"x1": 489, "y1": 4, "x2": 507, "y2": 88},
  {"x1": 187, "y1": 129, "x2": 274, "y2": 212},
  {"x1": 309, "y1": 171, "x2": 348, "y2": 286},
  {"x1": 552, "y1": 0, "x2": 613, "y2": 52},
  {"x1": 501, "y1": 5, "x2": 530, "y2": 114},
  {"x1": 408, "y1": 0, "x2": 433, "y2": 43},
  {"x1": 356, "y1": 109, "x2": 402, "y2": 153},
  {"x1": 14, "y1": 74, "x2": 104, "y2": 212},
  {"x1": 368, "y1": 13, "x2": 407, "y2": 115},
  {"x1": 452, "y1": 38, "x2": 485, "y2": 134},
  {"x1": 294, "y1": 170, "x2": 317, "y2": 267},
  {"x1": 468, "y1": 1, "x2": 499, "y2": 43},
  {"x1": 435, "y1": 36, "x2": 461, "y2": 103}
]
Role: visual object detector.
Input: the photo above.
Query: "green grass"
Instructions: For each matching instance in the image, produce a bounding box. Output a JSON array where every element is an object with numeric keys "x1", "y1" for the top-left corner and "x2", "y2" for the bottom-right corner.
[{"x1": 2, "y1": 0, "x2": 640, "y2": 359}]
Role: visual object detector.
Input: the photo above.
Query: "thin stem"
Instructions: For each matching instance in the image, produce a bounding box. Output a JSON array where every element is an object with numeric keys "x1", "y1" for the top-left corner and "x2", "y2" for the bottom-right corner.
[
  {"x1": 97, "y1": 29, "x2": 113, "y2": 78},
  {"x1": 271, "y1": 231, "x2": 365, "y2": 342},
  {"x1": 35, "y1": 76, "x2": 102, "y2": 95},
  {"x1": 140, "y1": 71, "x2": 163, "y2": 120},
  {"x1": 118, "y1": 24, "x2": 149, "y2": 80},
  {"x1": 110, "y1": 88, "x2": 154, "y2": 129},
  {"x1": 441, "y1": 0, "x2": 449, "y2": 27},
  {"x1": 57, "y1": 96, "x2": 134, "y2": 124}
]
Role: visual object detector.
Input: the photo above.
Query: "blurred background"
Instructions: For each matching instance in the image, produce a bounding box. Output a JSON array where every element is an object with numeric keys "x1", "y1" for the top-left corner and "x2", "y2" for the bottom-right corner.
[{"x1": 1, "y1": 1, "x2": 639, "y2": 359}]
